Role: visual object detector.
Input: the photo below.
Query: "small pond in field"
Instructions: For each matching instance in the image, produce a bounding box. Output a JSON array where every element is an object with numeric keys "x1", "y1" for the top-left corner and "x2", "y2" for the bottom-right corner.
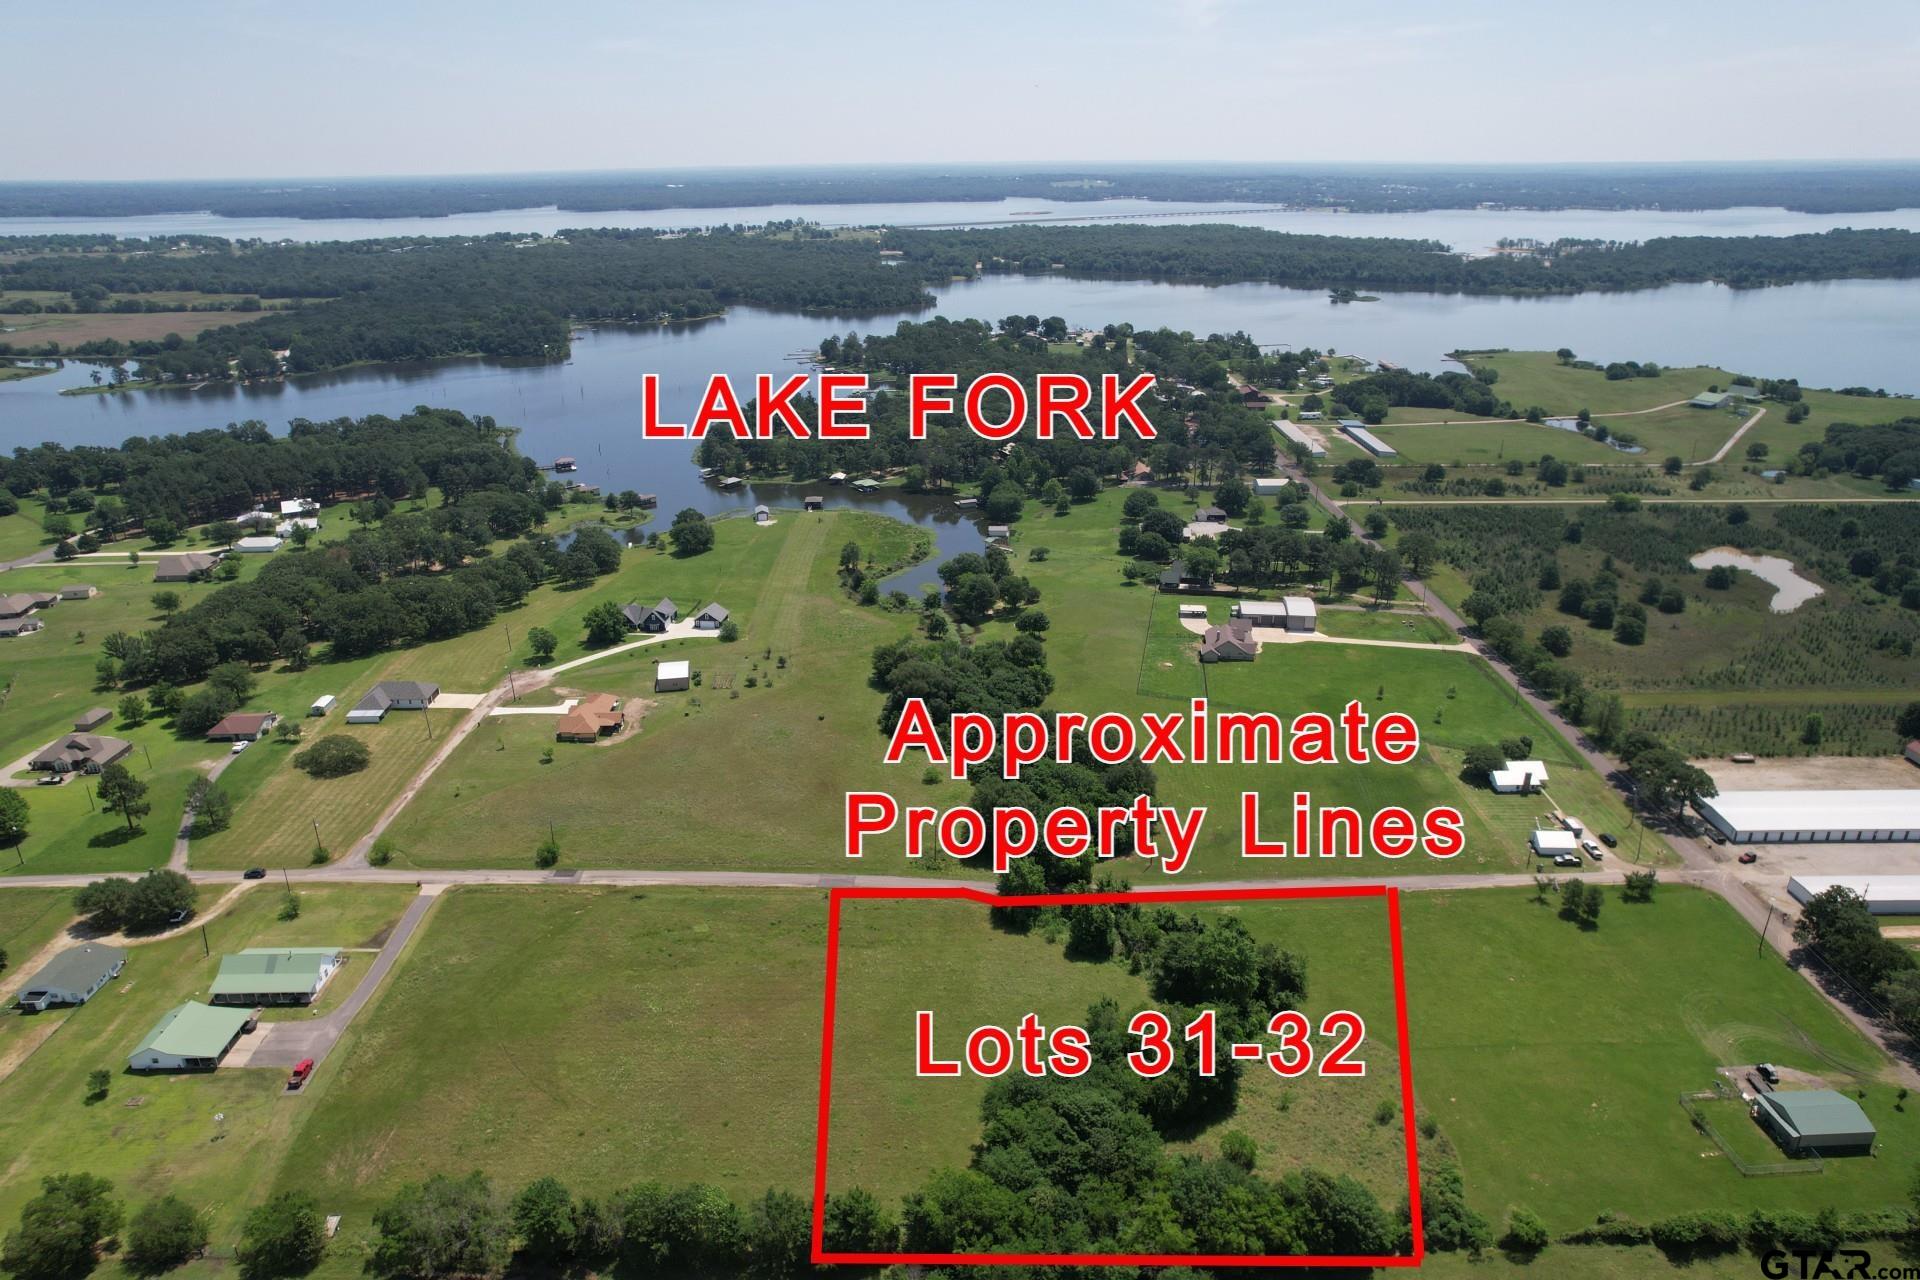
[{"x1": 1689, "y1": 547, "x2": 1825, "y2": 612}]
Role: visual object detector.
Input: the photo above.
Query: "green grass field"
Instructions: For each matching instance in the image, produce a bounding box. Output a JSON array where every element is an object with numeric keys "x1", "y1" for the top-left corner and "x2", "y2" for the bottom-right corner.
[
  {"x1": 0, "y1": 888, "x2": 73, "y2": 975},
  {"x1": 377, "y1": 511, "x2": 944, "y2": 872},
  {"x1": 0, "y1": 884, "x2": 417, "y2": 1261},
  {"x1": 208, "y1": 881, "x2": 1920, "y2": 1271}
]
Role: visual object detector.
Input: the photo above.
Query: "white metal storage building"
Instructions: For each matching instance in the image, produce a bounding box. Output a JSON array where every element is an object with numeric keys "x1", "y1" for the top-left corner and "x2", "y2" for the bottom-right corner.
[
  {"x1": 1788, "y1": 876, "x2": 1920, "y2": 916},
  {"x1": 1696, "y1": 790, "x2": 1920, "y2": 843}
]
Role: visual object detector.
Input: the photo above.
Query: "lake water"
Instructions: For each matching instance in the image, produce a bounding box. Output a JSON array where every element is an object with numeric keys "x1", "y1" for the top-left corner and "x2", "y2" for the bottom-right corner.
[
  {"x1": 4, "y1": 273, "x2": 1918, "y2": 572},
  {"x1": 8, "y1": 200, "x2": 1920, "y2": 255},
  {"x1": 1689, "y1": 548, "x2": 1825, "y2": 612}
]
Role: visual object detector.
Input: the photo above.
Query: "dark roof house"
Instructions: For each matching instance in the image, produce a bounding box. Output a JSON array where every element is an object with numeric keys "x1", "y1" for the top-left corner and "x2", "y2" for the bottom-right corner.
[
  {"x1": 30, "y1": 733, "x2": 133, "y2": 774},
  {"x1": 692, "y1": 602, "x2": 730, "y2": 629},
  {"x1": 154, "y1": 552, "x2": 220, "y2": 582},
  {"x1": 205, "y1": 712, "x2": 279, "y2": 741},
  {"x1": 74, "y1": 707, "x2": 112, "y2": 731},
  {"x1": 622, "y1": 599, "x2": 677, "y2": 632}
]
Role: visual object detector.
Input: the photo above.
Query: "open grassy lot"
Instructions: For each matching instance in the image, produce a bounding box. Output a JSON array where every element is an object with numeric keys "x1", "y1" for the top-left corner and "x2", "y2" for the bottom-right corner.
[
  {"x1": 0, "y1": 884, "x2": 417, "y2": 1258},
  {"x1": 0, "y1": 310, "x2": 276, "y2": 348},
  {"x1": 1129, "y1": 585, "x2": 1641, "y2": 875},
  {"x1": 1314, "y1": 606, "x2": 1458, "y2": 644},
  {"x1": 0, "y1": 888, "x2": 73, "y2": 974},
  {"x1": 378, "y1": 512, "x2": 935, "y2": 872},
  {"x1": 1373, "y1": 420, "x2": 1631, "y2": 466},
  {"x1": 1403, "y1": 885, "x2": 1916, "y2": 1232},
  {"x1": 245, "y1": 881, "x2": 1920, "y2": 1265},
  {"x1": 272, "y1": 887, "x2": 828, "y2": 1221}
]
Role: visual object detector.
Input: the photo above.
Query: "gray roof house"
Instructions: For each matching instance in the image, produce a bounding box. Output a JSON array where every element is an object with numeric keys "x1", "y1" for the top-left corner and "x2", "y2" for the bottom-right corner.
[
  {"x1": 154, "y1": 552, "x2": 220, "y2": 582},
  {"x1": 74, "y1": 707, "x2": 113, "y2": 731},
  {"x1": 622, "y1": 599, "x2": 677, "y2": 632},
  {"x1": 1194, "y1": 506, "x2": 1228, "y2": 523},
  {"x1": 30, "y1": 733, "x2": 133, "y2": 775},
  {"x1": 346, "y1": 681, "x2": 440, "y2": 724},
  {"x1": 0, "y1": 617, "x2": 45, "y2": 638},
  {"x1": 58, "y1": 584, "x2": 98, "y2": 600},
  {"x1": 16, "y1": 944, "x2": 127, "y2": 1012},
  {"x1": 1198, "y1": 618, "x2": 1259, "y2": 663},
  {"x1": 692, "y1": 602, "x2": 730, "y2": 629}
]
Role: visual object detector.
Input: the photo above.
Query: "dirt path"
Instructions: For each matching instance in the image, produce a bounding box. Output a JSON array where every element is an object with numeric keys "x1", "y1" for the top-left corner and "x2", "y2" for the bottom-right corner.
[
  {"x1": 1705, "y1": 405, "x2": 1768, "y2": 464},
  {"x1": 170, "y1": 752, "x2": 241, "y2": 870}
]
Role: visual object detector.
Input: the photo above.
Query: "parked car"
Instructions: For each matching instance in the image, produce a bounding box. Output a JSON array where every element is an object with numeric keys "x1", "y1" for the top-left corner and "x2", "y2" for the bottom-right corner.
[
  {"x1": 166, "y1": 909, "x2": 189, "y2": 925},
  {"x1": 243, "y1": 867, "x2": 267, "y2": 879},
  {"x1": 244, "y1": 1008, "x2": 263, "y2": 1033},
  {"x1": 36, "y1": 773, "x2": 64, "y2": 786},
  {"x1": 1599, "y1": 832, "x2": 1619, "y2": 848},
  {"x1": 288, "y1": 1058, "x2": 315, "y2": 1090},
  {"x1": 1757, "y1": 1063, "x2": 1779, "y2": 1085},
  {"x1": 1552, "y1": 853, "x2": 1581, "y2": 867},
  {"x1": 1581, "y1": 839, "x2": 1601, "y2": 856},
  {"x1": 1708, "y1": 830, "x2": 1728, "y2": 845},
  {"x1": 1738, "y1": 850, "x2": 1758, "y2": 864},
  {"x1": 230, "y1": 740, "x2": 250, "y2": 755}
]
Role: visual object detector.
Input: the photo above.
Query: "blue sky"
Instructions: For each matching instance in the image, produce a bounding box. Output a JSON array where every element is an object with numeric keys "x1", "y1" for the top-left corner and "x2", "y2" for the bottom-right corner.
[{"x1": 11, "y1": 0, "x2": 1918, "y2": 180}]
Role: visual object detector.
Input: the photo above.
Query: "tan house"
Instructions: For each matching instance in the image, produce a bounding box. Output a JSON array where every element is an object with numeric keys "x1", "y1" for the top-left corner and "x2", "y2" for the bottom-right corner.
[{"x1": 555, "y1": 693, "x2": 622, "y2": 743}]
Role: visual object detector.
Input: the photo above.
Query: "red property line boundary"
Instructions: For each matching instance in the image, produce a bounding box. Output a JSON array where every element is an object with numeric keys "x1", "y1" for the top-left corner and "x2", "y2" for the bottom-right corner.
[{"x1": 809, "y1": 883, "x2": 1425, "y2": 1269}]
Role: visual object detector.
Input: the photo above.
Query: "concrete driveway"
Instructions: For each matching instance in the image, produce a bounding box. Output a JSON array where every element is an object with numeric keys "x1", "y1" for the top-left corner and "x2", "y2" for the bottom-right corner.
[{"x1": 233, "y1": 885, "x2": 439, "y2": 1074}]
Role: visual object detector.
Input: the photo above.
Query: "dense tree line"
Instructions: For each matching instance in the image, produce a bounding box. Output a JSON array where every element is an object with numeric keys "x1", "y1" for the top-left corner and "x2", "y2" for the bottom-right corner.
[
  {"x1": 885, "y1": 225, "x2": 1920, "y2": 295},
  {"x1": 0, "y1": 229, "x2": 935, "y2": 371},
  {"x1": 2, "y1": 408, "x2": 529, "y2": 533},
  {"x1": 696, "y1": 319, "x2": 1288, "y2": 492},
  {"x1": 8, "y1": 163, "x2": 1920, "y2": 217},
  {"x1": 1800, "y1": 418, "x2": 1920, "y2": 489}
]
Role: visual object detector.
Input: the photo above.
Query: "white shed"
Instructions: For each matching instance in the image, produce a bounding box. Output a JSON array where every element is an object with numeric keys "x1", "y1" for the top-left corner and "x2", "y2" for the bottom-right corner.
[
  {"x1": 309, "y1": 694, "x2": 336, "y2": 717},
  {"x1": 655, "y1": 660, "x2": 691, "y2": 692}
]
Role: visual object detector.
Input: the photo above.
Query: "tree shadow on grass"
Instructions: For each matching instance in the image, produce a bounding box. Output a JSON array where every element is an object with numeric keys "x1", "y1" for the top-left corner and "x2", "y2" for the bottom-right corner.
[{"x1": 87, "y1": 824, "x2": 145, "y2": 848}]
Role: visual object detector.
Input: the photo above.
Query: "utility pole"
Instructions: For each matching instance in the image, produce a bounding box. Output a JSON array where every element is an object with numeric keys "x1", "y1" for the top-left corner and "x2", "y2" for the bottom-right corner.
[
  {"x1": 199, "y1": 923, "x2": 209, "y2": 957},
  {"x1": 504, "y1": 624, "x2": 513, "y2": 652},
  {"x1": 281, "y1": 868, "x2": 290, "y2": 891},
  {"x1": 311, "y1": 818, "x2": 322, "y2": 857},
  {"x1": 142, "y1": 744, "x2": 153, "y2": 771},
  {"x1": 1757, "y1": 904, "x2": 1774, "y2": 958}
]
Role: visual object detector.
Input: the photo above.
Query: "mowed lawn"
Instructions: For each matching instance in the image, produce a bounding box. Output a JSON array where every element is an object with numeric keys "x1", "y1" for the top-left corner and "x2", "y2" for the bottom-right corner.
[
  {"x1": 272, "y1": 887, "x2": 831, "y2": 1220},
  {"x1": 240, "y1": 881, "x2": 1920, "y2": 1257},
  {"x1": 987, "y1": 499, "x2": 1638, "y2": 878},
  {"x1": 1401, "y1": 885, "x2": 1920, "y2": 1232},
  {"x1": 0, "y1": 888, "x2": 73, "y2": 971},
  {"x1": 0, "y1": 884, "x2": 417, "y2": 1258},
  {"x1": 0, "y1": 562, "x2": 249, "y2": 876},
  {"x1": 378, "y1": 511, "x2": 942, "y2": 873}
]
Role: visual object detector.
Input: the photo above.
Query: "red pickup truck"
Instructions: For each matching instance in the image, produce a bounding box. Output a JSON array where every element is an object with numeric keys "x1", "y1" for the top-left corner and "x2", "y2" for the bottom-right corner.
[{"x1": 287, "y1": 1058, "x2": 315, "y2": 1090}]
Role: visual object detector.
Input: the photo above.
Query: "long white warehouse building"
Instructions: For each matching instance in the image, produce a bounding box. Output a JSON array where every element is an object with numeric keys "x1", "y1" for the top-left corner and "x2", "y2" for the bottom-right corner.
[
  {"x1": 1696, "y1": 790, "x2": 1920, "y2": 843},
  {"x1": 1789, "y1": 876, "x2": 1920, "y2": 916}
]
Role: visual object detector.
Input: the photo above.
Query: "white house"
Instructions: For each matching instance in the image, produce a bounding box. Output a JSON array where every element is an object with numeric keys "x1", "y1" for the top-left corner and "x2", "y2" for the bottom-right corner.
[
  {"x1": 347, "y1": 681, "x2": 439, "y2": 723},
  {"x1": 279, "y1": 498, "x2": 321, "y2": 517},
  {"x1": 234, "y1": 535, "x2": 284, "y2": 554},
  {"x1": 1492, "y1": 760, "x2": 1550, "y2": 793},
  {"x1": 128, "y1": 1001, "x2": 251, "y2": 1072}
]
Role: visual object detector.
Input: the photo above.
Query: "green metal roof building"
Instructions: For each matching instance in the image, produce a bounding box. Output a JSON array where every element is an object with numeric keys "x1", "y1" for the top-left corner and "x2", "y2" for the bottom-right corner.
[
  {"x1": 128, "y1": 1001, "x2": 251, "y2": 1072},
  {"x1": 1754, "y1": 1089, "x2": 1877, "y2": 1155},
  {"x1": 209, "y1": 947, "x2": 343, "y2": 1006}
]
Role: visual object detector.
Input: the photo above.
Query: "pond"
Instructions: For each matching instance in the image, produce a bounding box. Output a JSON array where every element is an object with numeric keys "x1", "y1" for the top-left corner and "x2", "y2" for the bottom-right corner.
[{"x1": 1689, "y1": 548, "x2": 1826, "y2": 612}]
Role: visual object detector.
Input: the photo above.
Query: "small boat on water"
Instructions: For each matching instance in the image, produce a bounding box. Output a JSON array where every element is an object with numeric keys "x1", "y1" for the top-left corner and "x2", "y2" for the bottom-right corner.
[{"x1": 698, "y1": 467, "x2": 716, "y2": 479}]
